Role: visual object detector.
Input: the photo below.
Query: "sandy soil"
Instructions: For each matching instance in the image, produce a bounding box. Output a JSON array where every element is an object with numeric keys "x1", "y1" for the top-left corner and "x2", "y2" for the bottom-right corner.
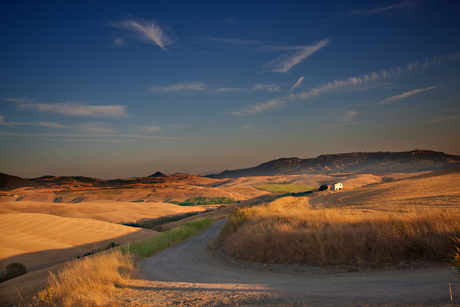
[{"x1": 110, "y1": 220, "x2": 460, "y2": 306}]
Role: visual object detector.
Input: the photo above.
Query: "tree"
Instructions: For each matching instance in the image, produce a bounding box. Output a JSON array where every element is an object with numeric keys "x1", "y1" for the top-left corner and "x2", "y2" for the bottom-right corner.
[
  {"x1": 6, "y1": 263, "x2": 27, "y2": 278},
  {"x1": 318, "y1": 184, "x2": 328, "y2": 191}
]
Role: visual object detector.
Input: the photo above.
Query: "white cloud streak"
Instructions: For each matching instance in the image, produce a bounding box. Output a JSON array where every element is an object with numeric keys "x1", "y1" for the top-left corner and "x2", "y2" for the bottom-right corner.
[
  {"x1": 215, "y1": 87, "x2": 244, "y2": 93},
  {"x1": 318, "y1": 121, "x2": 366, "y2": 130},
  {"x1": 288, "y1": 76, "x2": 305, "y2": 93},
  {"x1": 253, "y1": 84, "x2": 282, "y2": 92},
  {"x1": 77, "y1": 123, "x2": 116, "y2": 134},
  {"x1": 266, "y1": 39, "x2": 330, "y2": 73},
  {"x1": 375, "y1": 86, "x2": 442, "y2": 105},
  {"x1": 151, "y1": 82, "x2": 207, "y2": 93},
  {"x1": 111, "y1": 18, "x2": 175, "y2": 52},
  {"x1": 348, "y1": 1, "x2": 415, "y2": 16},
  {"x1": 18, "y1": 102, "x2": 127, "y2": 117},
  {"x1": 230, "y1": 98, "x2": 287, "y2": 116},
  {"x1": 142, "y1": 125, "x2": 162, "y2": 132},
  {"x1": 0, "y1": 115, "x2": 67, "y2": 128},
  {"x1": 424, "y1": 114, "x2": 460, "y2": 124},
  {"x1": 342, "y1": 111, "x2": 358, "y2": 122},
  {"x1": 231, "y1": 52, "x2": 459, "y2": 116},
  {"x1": 0, "y1": 131, "x2": 185, "y2": 140},
  {"x1": 3, "y1": 97, "x2": 33, "y2": 103}
]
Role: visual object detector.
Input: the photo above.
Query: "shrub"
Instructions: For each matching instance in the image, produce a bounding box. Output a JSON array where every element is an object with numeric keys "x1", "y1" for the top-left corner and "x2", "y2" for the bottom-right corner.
[
  {"x1": 318, "y1": 184, "x2": 328, "y2": 191},
  {"x1": 0, "y1": 263, "x2": 27, "y2": 283}
]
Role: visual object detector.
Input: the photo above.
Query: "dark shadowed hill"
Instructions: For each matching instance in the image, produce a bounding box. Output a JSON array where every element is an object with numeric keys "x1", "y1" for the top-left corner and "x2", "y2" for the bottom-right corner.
[
  {"x1": 0, "y1": 173, "x2": 167, "y2": 191},
  {"x1": 210, "y1": 150, "x2": 460, "y2": 179},
  {"x1": 0, "y1": 172, "x2": 38, "y2": 191}
]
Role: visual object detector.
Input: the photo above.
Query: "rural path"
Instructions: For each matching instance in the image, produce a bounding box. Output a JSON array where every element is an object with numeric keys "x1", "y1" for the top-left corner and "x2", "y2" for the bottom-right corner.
[{"x1": 117, "y1": 220, "x2": 460, "y2": 306}]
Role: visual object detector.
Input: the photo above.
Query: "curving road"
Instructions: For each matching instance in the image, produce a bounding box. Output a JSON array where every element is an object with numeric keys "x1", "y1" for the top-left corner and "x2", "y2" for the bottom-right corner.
[{"x1": 140, "y1": 219, "x2": 459, "y2": 306}]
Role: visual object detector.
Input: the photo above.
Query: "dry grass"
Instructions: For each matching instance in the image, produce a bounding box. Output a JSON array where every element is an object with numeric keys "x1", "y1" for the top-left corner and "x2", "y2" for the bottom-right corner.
[
  {"x1": 33, "y1": 249, "x2": 133, "y2": 306},
  {"x1": 220, "y1": 200, "x2": 460, "y2": 267},
  {"x1": 28, "y1": 218, "x2": 215, "y2": 307}
]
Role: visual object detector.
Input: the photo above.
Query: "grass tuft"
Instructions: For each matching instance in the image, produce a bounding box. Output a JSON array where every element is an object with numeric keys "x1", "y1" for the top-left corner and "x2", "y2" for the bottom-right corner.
[{"x1": 35, "y1": 249, "x2": 133, "y2": 306}]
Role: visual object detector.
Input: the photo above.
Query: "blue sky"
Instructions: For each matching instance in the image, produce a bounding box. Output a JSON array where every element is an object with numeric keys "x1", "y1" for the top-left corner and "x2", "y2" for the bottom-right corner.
[{"x1": 1, "y1": 1, "x2": 460, "y2": 179}]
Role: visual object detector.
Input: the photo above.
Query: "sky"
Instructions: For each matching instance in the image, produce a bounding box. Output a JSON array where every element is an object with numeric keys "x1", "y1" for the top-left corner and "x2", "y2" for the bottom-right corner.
[{"x1": 1, "y1": 1, "x2": 460, "y2": 179}]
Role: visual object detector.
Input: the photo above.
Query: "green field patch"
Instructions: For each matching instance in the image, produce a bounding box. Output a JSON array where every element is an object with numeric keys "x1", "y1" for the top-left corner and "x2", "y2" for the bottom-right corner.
[
  {"x1": 121, "y1": 218, "x2": 215, "y2": 257},
  {"x1": 171, "y1": 196, "x2": 236, "y2": 206},
  {"x1": 254, "y1": 184, "x2": 315, "y2": 193}
]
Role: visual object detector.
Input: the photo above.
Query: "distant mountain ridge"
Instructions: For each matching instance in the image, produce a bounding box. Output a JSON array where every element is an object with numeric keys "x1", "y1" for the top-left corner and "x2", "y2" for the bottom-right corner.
[
  {"x1": 0, "y1": 173, "x2": 167, "y2": 191},
  {"x1": 2, "y1": 150, "x2": 460, "y2": 190},
  {"x1": 210, "y1": 150, "x2": 460, "y2": 179}
]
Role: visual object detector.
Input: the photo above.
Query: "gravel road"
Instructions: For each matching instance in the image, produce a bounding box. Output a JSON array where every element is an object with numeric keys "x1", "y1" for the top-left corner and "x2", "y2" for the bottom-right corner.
[{"x1": 136, "y1": 220, "x2": 459, "y2": 306}]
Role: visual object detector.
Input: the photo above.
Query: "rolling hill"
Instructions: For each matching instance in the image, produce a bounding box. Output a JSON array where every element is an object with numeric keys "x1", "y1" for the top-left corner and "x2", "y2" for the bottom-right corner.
[{"x1": 210, "y1": 149, "x2": 460, "y2": 178}]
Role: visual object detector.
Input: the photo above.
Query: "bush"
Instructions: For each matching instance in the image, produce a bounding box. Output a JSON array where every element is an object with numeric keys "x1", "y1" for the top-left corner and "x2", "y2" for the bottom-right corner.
[
  {"x1": 0, "y1": 263, "x2": 27, "y2": 283},
  {"x1": 318, "y1": 185, "x2": 328, "y2": 191}
]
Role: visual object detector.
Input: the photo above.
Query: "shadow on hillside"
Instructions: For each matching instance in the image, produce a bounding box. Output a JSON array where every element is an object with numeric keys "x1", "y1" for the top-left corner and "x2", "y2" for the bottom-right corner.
[{"x1": 0, "y1": 230, "x2": 154, "y2": 306}]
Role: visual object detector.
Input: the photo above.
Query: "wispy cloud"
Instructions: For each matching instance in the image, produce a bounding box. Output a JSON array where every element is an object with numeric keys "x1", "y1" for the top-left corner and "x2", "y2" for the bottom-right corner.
[
  {"x1": 142, "y1": 125, "x2": 162, "y2": 132},
  {"x1": 215, "y1": 87, "x2": 244, "y2": 93},
  {"x1": 111, "y1": 18, "x2": 175, "y2": 52},
  {"x1": 318, "y1": 121, "x2": 366, "y2": 130},
  {"x1": 18, "y1": 102, "x2": 127, "y2": 117},
  {"x1": 230, "y1": 98, "x2": 288, "y2": 116},
  {"x1": 342, "y1": 111, "x2": 358, "y2": 122},
  {"x1": 3, "y1": 97, "x2": 34, "y2": 103},
  {"x1": 223, "y1": 18, "x2": 234, "y2": 24},
  {"x1": 151, "y1": 82, "x2": 207, "y2": 93},
  {"x1": 208, "y1": 37, "x2": 260, "y2": 46},
  {"x1": 265, "y1": 39, "x2": 330, "y2": 73},
  {"x1": 253, "y1": 84, "x2": 282, "y2": 92},
  {"x1": 0, "y1": 115, "x2": 67, "y2": 128},
  {"x1": 288, "y1": 76, "x2": 305, "y2": 93},
  {"x1": 424, "y1": 114, "x2": 460, "y2": 124},
  {"x1": 241, "y1": 125, "x2": 253, "y2": 130},
  {"x1": 112, "y1": 37, "x2": 125, "y2": 47},
  {"x1": 77, "y1": 123, "x2": 116, "y2": 134},
  {"x1": 231, "y1": 52, "x2": 460, "y2": 116},
  {"x1": 348, "y1": 1, "x2": 416, "y2": 16},
  {"x1": 0, "y1": 131, "x2": 185, "y2": 141},
  {"x1": 374, "y1": 86, "x2": 442, "y2": 105}
]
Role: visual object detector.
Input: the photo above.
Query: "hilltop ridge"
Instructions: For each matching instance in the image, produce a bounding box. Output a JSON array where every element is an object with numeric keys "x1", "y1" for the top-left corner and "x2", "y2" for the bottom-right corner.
[{"x1": 210, "y1": 149, "x2": 460, "y2": 178}]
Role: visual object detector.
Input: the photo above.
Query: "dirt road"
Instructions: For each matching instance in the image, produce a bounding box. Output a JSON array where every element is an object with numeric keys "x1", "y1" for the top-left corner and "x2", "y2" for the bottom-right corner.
[{"x1": 116, "y1": 220, "x2": 460, "y2": 306}]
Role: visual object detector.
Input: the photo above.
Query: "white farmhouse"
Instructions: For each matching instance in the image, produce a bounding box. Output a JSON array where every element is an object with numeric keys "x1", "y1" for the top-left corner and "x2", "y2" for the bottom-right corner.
[{"x1": 330, "y1": 183, "x2": 343, "y2": 191}]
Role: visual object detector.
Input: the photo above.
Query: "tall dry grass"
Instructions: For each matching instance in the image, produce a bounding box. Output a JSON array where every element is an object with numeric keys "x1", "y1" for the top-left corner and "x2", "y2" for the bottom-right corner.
[
  {"x1": 34, "y1": 249, "x2": 133, "y2": 307},
  {"x1": 31, "y1": 218, "x2": 215, "y2": 306},
  {"x1": 220, "y1": 199, "x2": 460, "y2": 267}
]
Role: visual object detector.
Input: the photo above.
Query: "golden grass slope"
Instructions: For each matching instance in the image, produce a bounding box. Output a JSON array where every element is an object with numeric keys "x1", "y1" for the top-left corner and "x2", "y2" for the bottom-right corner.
[
  {"x1": 0, "y1": 213, "x2": 156, "y2": 271},
  {"x1": 220, "y1": 167, "x2": 460, "y2": 267}
]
